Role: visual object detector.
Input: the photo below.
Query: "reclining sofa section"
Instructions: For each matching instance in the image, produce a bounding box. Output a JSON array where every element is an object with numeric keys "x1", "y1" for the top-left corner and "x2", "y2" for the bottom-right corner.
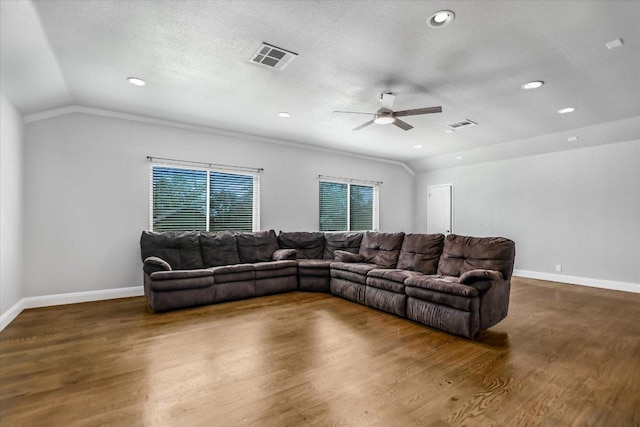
[{"x1": 140, "y1": 230, "x2": 515, "y2": 339}]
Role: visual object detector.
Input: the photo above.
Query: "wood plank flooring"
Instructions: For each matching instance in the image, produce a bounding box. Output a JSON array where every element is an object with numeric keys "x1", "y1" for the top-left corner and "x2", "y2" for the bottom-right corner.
[{"x1": 1, "y1": 277, "x2": 639, "y2": 426}]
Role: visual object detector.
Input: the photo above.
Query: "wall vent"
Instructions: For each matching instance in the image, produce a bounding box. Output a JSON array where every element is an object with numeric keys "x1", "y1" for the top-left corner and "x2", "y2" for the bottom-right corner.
[
  {"x1": 447, "y1": 119, "x2": 477, "y2": 130},
  {"x1": 250, "y1": 43, "x2": 298, "y2": 71}
]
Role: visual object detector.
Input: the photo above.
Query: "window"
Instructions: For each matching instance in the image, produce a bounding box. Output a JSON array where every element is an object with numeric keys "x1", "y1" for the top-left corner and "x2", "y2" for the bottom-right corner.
[
  {"x1": 319, "y1": 179, "x2": 379, "y2": 231},
  {"x1": 151, "y1": 165, "x2": 259, "y2": 232}
]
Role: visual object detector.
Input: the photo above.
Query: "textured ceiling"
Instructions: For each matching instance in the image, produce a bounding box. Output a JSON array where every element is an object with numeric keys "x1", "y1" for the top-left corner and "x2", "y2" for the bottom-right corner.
[{"x1": 2, "y1": 0, "x2": 639, "y2": 166}]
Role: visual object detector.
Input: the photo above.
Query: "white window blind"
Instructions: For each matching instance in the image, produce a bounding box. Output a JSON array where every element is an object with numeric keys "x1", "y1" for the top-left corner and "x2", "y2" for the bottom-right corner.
[
  {"x1": 319, "y1": 178, "x2": 379, "y2": 231},
  {"x1": 150, "y1": 164, "x2": 260, "y2": 232}
]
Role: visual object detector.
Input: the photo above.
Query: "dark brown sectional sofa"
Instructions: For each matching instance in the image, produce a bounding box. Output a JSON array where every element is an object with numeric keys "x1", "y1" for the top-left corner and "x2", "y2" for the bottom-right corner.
[{"x1": 140, "y1": 230, "x2": 515, "y2": 339}]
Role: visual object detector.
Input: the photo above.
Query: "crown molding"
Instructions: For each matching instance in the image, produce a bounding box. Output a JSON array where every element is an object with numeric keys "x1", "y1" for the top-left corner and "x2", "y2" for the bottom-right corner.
[{"x1": 24, "y1": 105, "x2": 415, "y2": 176}]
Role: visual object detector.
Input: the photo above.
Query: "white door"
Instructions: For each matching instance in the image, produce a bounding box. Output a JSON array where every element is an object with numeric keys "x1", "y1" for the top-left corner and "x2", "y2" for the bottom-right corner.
[{"x1": 427, "y1": 184, "x2": 452, "y2": 235}]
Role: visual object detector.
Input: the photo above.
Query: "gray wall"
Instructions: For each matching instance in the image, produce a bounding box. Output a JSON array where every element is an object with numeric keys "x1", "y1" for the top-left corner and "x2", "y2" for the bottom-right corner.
[
  {"x1": 23, "y1": 111, "x2": 415, "y2": 297},
  {"x1": 414, "y1": 139, "x2": 640, "y2": 285},
  {"x1": 0, "y1": 93, "x2": 24, "y2": 317}
]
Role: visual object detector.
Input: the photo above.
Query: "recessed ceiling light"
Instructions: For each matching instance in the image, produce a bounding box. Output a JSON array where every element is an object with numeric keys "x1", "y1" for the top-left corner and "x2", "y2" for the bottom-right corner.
[
  {"x1": 456, "y1": 155, "x2": 463, "y2": 160},
  {"x1": 127, "y1": 77, "x2": 146, "y2": 86},
  {"x1": 558, "y1": 107, "x2": 575, "y2": 114},
  {"x1": 605, "y1": 38, "x2": 624, "y2": 50},
  {"x1": 413, "y1": 145, "x2": 423, "y2": 149},
  {"x1": 445, "y1": 129, "x2": 455, "y2": 133},
  {"x1": 427, "y1": 10, "x2": 455, "y2": 28},
  {"x1": 522, "y1": 81, "x2": 544, "y2": 90},
  {"x1": 278, "y1": 112, "x2": 291, "y2": 118},
  {"x1": 568, "y1": 136, "x2": 579, "y2": 142}
]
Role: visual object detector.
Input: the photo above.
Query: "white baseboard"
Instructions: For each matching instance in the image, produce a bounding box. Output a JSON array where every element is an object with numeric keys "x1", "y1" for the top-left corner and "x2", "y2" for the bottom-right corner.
[
  {"x1": 513, "y1": 270, "x2": 640, "y2": 294},
  {"x1": 0, "y1": 298, "x2": 25, "y2": 333},
  {"x1": 0, "y1": 286, "x2": 144, "y2": 333}
]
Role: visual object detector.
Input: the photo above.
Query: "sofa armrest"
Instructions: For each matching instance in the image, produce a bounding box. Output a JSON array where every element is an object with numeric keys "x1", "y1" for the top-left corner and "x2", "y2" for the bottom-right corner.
[
  {"x1": 143, "y1": 256, "x2": 172, "y2": 275},
  {"x1": 334, "y1": 250, "x2": 365, "y2": 263},
  {"x1": 459, "y1": 269, "x2": 503, "y2": 284},
  {"x1": 272, "y1": 248, "x2": 297, "y2": 261}
]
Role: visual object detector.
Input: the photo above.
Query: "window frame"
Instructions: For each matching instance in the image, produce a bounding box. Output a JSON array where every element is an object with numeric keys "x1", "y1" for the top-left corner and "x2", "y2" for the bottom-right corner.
[
  {"x1": 149, "y1": 163, "x2": 260, "y2": 232},
  {"x1": 318, "y1": 178, "x2": 379, "y2": 232}
]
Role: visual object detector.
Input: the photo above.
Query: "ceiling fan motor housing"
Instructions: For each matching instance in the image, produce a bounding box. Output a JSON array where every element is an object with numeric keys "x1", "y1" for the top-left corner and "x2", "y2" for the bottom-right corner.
[{"x1": 375, "y1": 109, "x2": 395, "y2": 124}]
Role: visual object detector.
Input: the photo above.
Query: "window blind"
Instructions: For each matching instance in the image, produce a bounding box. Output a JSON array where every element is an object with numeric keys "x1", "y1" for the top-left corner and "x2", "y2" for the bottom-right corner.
[
  {"x1": 150, "y1": 164, "x2": 260, "y2": 232},
  {"x1": 319, "y1": 179, "x2": 378, "y2": 231}
]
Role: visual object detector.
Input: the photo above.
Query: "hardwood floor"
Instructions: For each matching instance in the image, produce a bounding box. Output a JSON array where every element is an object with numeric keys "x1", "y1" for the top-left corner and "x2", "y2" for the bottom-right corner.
[{"x1": 1, "y1": 277, "x2": 639, "y2": 426}]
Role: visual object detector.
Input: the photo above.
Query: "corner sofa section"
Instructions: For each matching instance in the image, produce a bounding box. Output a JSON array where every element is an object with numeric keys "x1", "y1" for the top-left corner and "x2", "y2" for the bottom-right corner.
[{"x1": 140, "y1": 230, "x2": 515, "y2": 339}]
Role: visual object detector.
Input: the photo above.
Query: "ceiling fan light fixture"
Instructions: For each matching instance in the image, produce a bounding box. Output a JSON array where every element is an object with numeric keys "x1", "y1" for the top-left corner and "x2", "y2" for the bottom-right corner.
[
  {"x1": 558, "y1": 107, "x2": 576, "y2": 114},
  {"x1": 374, "y1": 115, "x2": 395, "y2": 125},
  {"x1": 427, "y1": 10, "x2": 455, "y2": 28}
]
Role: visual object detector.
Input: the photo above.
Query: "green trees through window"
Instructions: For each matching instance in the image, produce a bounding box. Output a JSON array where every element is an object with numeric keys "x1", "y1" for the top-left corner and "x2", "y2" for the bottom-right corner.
[
  {"x1": 152, "y1": 166, "x2": 257, "y2": 232},
  {"x1": 319, "y1": 181, "x2": 377, "y2": 231}
]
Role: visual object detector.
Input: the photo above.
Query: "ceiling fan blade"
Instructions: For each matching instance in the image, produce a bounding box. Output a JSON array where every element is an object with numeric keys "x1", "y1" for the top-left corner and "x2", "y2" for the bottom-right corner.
[
  {"x1": 333, "y1": 110, "x2": 375, "y2": 115},
  {"x1": 353, "y1": 120, "x2": 375, "y2": 131},
  {"x1": 380, "y1": 93, "x2": 396, "y2": 110},
  {"x1": 394, "y1": 106, "x2": 442, "y2": 117},
  {"x1": 393, "y1": 118, "x2": 413, "y2": 131}
]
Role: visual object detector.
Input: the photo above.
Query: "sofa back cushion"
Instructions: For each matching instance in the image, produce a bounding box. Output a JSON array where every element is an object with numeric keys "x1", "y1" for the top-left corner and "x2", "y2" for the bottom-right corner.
[
  {"x1": 396, "y1": 233, "x2": 444, "y2": 274},
  {"x1": 278, "y1": 231, "x2": 325, "y2": 259},
  {"x1": 200, "y1": 231, "x2": 240, "y2": 267},
  {"x1": 236, "y1": 230, "x2": 279, "y2": 263},
  {"x1": 437, "y1": 234, "x2": 516, "y2": 279},
  {"x1": 140, "y1": 231, "x2": 204, "y2": 270},
  {"x1": 324, "y1": 232, "x2": 364, "y2": 259},
  {"x1": 358, "y1": 231, "x2": 405, "y2": 268}
]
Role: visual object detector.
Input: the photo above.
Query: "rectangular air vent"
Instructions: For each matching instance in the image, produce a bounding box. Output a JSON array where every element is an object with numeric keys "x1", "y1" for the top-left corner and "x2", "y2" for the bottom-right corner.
[
  {"x1": 250, "y1": 43, "x2": 298, "y2": 71},
  {"x1": 447, "y1": 119, "x2": 477, "y2": 130}
]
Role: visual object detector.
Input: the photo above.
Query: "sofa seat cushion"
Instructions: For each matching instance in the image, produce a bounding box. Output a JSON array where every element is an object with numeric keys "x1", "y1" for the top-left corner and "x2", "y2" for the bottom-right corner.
[
  {"x1": 330, "y1": 262, "x2": 380, "y2": 285},
  {"x1": 396, "y1": 233, "x2": 444, "y2": 274},
  {"x1": 149, "y1": 270, "x2": 214, "y2": 292},
  {"x1": 405, "y1": 275, "x2": 479, "y2": 298},
  {"x1": 210, "y1": 264, "x2": 255, "y2": 283},
  {"x1": 330, "y1": 262, "x2": 380, "y2": 275},
  {"x1": 366, "y1": 269, "x2": 423, "y2": 293},
  {"x1": 253, "y1": 260, "x2": 298, "y2": 279},
  {"x1": 298, "y1": 259, "x2": 333, "y2": 277},
  {"x1": 405, "y1": 287, "x2": 476, "y2": 312},
  {"x1": 200, "y1": 231, "x2": 240, "y2": 267},
  {"x1": 278, "y1": 232, "x2": 325, "y2": 259}
]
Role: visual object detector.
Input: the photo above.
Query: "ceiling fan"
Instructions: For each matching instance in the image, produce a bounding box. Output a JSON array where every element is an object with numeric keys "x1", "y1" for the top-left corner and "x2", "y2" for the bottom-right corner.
[{"x1": 333, "y1": 93, "x2": 442, "y2": 131}]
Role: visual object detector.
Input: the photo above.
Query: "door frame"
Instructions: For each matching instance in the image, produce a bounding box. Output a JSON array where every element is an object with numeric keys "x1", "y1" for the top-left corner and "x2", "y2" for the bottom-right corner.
[{"x1": 427, "y1": 183, "x2": 454, "y2": 235}]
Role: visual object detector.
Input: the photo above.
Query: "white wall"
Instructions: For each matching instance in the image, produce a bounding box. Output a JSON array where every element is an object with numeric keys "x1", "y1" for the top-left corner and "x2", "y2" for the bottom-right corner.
[
  {"x1": 23, "y1": 111, "x2": 415, "y2": 297},
  {"x1": 0, "y1": 93, "x2": 24, "y2": 317},
  {"x1": 414, "y1": 140, "x2": 640, "y2": 286}
]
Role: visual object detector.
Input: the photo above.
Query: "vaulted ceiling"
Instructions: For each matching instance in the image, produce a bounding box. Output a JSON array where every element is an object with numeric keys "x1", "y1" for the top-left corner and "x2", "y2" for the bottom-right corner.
[{"x1": 2, "y1": 0, "x2": 639, "y2": 169}]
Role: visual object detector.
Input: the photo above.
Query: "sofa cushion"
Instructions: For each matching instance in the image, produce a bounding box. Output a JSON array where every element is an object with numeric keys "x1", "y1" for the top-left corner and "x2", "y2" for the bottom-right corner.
[
  {"x1": 237, "y1": 230, "x2": 279, "y2": 263},
  {"x1": 140, "y1": 231, "x2": 204, "y2": 270},
  {"x1": 297, "y1": 259, "x2": 333, "y2": 269},
  {"x1": 330, "y1": 262, "x2": 380, "y2": 276},
  {"x1": 437, "y1": 234, "x2": 516, "y2": 279},
  {"x1": 324, "y1": 232, "x2": 363, "y2": 259},
  {"x1": 253, "y1": 260, "x2": 298, "y2": 279},
  {"x1": 200, "y1": 231, "x2": 240, "y2": 267},
  {"x1": 358, "y1": 231, "x2": 405, "y2": 268},
  {"x1": 210, "y1": 263, "x2": 255, "y2": 283},
  {"x1": 396, "y1": 233, "x2": 444, "y2": 274},
  {"x1": 405, "y1": 275, "x2": 479, "y2": 297},
  {"x1": 272, "y1": 249, "x2": 297, "y2": 261},
  {"x1": 148, "y1": 269, "x2": 214, "y2": 292},
  {"x1": 367, "y1": 268, "x2": 424, "y2": 283},
  {"x1": 278, "y1": 232, "x2": 325, "y2": 259},
  {"x1": 334, "y1": 250, "x2": 365, "y2": 263}
]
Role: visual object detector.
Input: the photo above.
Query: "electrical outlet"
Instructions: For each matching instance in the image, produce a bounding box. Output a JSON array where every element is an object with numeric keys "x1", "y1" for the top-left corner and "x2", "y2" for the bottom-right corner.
[{"x1": 555, "y1": 264, "x2": 562, "y2": 272}]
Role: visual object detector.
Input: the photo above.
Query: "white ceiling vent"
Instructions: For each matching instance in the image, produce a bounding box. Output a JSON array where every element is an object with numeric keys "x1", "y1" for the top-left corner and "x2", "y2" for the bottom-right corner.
[
  {"x1": 447, "y1": 119, "x2": 477, "y2": 130},
  {"x1": 250, "y1": 43, "x2": 298, "y2": 71}
]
